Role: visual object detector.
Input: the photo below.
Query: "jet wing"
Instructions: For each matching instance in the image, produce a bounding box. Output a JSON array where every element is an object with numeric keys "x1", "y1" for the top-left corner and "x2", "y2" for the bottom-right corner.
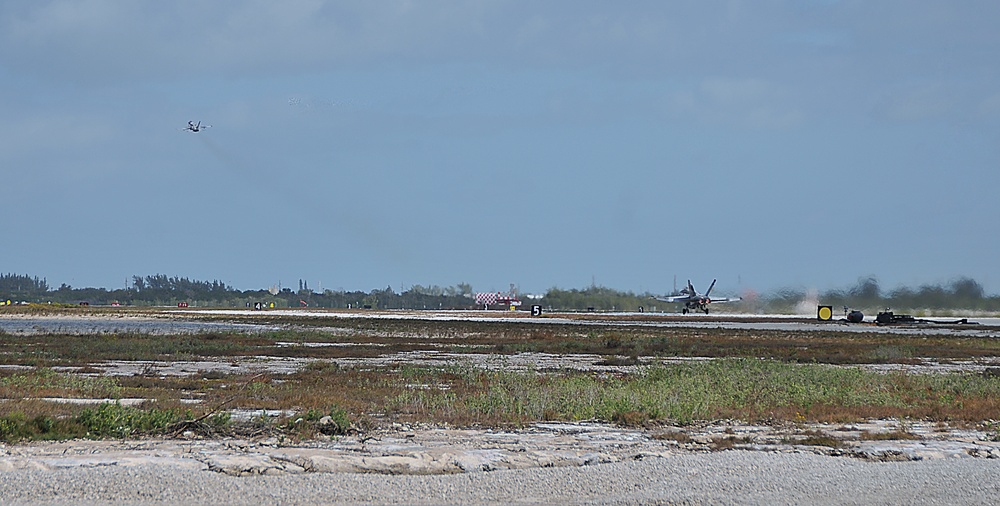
[
  {"x1": 706, "y1": 297, "x2": 741, "y2": 303},
  {"x1": 653, "y1": 295, "x2": 689, "y2": 303}
]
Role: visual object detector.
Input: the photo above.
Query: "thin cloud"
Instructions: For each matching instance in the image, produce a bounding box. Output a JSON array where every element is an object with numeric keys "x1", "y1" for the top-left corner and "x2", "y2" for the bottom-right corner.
[{"x1": 663, "y1": 77, "x2": 804, "y2": 129}]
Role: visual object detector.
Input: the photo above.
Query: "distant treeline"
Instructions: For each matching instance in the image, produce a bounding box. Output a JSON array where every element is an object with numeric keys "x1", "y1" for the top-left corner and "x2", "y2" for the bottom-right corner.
[
  {"x1": 0, "y1": 273, "x2": 477, "y2": 310},
  {"x1": 1, "y1": 273, "x2": 998, "y2": 314}
]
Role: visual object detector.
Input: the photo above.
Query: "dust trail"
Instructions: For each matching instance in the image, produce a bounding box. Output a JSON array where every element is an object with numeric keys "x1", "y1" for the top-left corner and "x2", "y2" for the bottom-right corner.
[
  {"x1": 195, "y1": 135, "x2": 408, "y2": 266},
  {"x1": 794, "y1": 288, "x2": 820, "y2": 315}
]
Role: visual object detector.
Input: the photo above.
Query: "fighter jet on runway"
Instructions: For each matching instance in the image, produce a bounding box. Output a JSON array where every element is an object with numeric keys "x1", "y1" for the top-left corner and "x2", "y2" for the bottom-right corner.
[{"x1": 654, "y1": 279, "x2": 740, "y2": 314}]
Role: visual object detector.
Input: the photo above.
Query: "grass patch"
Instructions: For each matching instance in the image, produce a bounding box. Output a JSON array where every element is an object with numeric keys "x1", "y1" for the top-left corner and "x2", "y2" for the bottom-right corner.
[
  {"x1": 596, "y1": 355, "x2": 643, "y2": 367},
  {"x1": 2, "y1": 314, "x2": 1000, "y2": 442},
  {"x1": 76, "y1": 402, "x2": 179, "y2": 438},
  {"x1": 709, "y1": 436, "x2": 737, "y2": 450},
  {"x1": 0, "y1": 402, "x2": 179, "y2": 442},
  {"x1": 281, "y1": 405, "x2": 354, "y2": 439},
  {"x1": 650, "y1": 430, "x2": 692, "y2": 444},
  {"x1": 1, "y1": 359, "x2": 998, "y2": 443},
  {"x1": 859, "y1": 428, "x2": 921, "y2": 441},
  {"x1": 3, "y1": 317, "x2": 1000, "y2": 367},
  {"x1": 791, "y1": 430, "x2": 844, "y2": 448},
  {"x1": 419, "y1": 359, "x2": 1000, "y2": 426},
  {"x1": 0, "y1": 368, "x2": 122, "y2": 398}
]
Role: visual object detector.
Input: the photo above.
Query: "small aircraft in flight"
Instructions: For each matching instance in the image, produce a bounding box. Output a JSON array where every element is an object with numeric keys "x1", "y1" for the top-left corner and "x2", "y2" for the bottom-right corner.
[
  {"x1": 654, "y1": 279, "x2": 741, "y2": 314},
  {"x1": 182, "y1": 121, "x2": 211, "y2": 132}
]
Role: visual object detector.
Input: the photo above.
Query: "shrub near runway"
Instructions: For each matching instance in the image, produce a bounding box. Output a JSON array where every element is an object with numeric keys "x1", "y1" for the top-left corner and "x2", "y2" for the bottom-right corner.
[
  {"x1": 383, "y1": 359, "x2": 1000, "y2": 426},
  {"x1": 1, "y1": 317, "x2": 1000, "y2": 441},
  {"x1": 0, "y1": 359, "x2": 999, "y2": 441}
]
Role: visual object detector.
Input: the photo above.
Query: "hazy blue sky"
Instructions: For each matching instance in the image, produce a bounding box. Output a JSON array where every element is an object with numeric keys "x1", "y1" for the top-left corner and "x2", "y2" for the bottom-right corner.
[{"x1": 2, "y1": 1, "x2": 998, "y2": 296}]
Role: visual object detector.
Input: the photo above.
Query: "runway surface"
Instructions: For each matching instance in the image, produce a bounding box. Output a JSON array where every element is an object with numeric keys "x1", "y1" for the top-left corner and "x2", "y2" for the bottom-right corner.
[{"x1": 179, "y1": 308, "x2": 1000, "y2": 338}]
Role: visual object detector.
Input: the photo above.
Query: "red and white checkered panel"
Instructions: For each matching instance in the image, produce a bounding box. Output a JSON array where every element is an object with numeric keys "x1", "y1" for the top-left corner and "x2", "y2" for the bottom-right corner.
[{"x1": 475, "y1": 292, "x2": 499, "y2": 305}]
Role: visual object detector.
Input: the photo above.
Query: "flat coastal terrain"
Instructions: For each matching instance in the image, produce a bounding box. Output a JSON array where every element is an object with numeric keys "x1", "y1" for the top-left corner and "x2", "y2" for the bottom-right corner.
[{"x1": 1, "y1": 309, "x2": 998, "y2": 504}]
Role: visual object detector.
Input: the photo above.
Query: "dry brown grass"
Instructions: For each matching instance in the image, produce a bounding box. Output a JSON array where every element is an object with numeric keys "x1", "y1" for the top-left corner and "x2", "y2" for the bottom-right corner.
[
  {"x1": 1, "y1": 311, "x2": 999, "y2": 441},
  {"x1": 859, "y1": 429, "x2": 921, "y2": 441},
  {"x1": 650, "y1": 430, "x2": 692, "y2": 443}
]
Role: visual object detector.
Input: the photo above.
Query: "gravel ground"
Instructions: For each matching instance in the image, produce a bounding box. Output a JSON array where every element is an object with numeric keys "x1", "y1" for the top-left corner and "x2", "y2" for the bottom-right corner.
[
  {"x1": 2, "y1": 421, "x2": 999, "y2": 504},
  {"x1": 1, "y1": 451, "x2": 999, "y2": 505}
]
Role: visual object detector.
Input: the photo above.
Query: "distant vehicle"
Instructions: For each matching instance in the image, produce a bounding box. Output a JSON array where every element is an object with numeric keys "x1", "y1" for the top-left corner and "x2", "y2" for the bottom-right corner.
[
  {"x1": 654, "y1": 279, "x2": 741, "y2": 314},
  {"x1": 182, "y1": 121, "x2": 211, "y2": 132}
]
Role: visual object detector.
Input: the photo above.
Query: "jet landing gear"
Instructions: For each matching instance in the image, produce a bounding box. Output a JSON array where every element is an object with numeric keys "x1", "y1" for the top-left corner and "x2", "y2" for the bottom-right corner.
[{"x1": 682, "y1": 305, "x2": 710, "y2": 315}]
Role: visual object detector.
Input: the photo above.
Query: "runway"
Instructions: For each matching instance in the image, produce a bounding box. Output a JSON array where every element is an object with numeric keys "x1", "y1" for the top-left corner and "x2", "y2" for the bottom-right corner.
[{"x1": 179, "y1": 308, "x2": 1000, "y2": 338}]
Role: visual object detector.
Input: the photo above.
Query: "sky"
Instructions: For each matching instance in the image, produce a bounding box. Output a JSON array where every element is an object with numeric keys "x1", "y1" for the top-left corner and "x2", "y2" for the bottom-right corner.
[{"x1": 2, "y1": 1, "x2": 999, "y2": 297}]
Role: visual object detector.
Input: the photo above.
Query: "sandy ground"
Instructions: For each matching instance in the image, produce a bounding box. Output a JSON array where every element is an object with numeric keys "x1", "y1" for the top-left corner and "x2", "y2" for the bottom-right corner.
[
  {"x1": 3, "y1": 421, "x2": 999, "y2": 476},
  {"x1": 1, "y1": 422, "x2": 1000, "y2": 504}
]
